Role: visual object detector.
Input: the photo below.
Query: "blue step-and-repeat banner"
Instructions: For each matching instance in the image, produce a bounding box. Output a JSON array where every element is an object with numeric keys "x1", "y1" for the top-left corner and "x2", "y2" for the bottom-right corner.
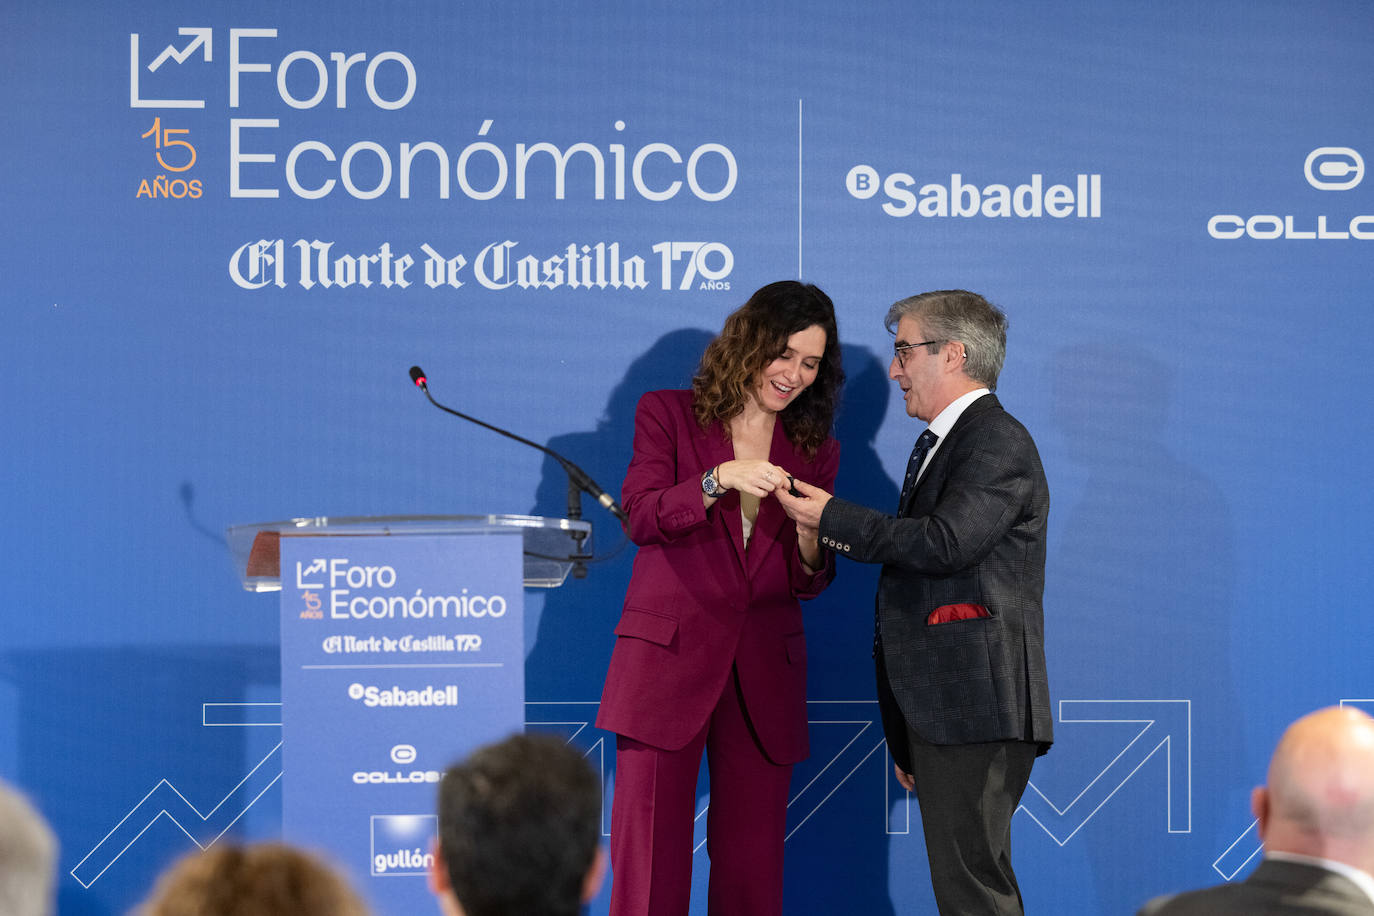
[{"x1": 3, "y1": 2, "x2": 1372, "y2": 913}]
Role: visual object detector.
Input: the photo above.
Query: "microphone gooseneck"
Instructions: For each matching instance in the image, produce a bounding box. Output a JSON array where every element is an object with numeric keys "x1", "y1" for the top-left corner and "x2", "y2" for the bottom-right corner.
[{"x1": 406, "y1": 366, "x2": 628, "y2": 525}]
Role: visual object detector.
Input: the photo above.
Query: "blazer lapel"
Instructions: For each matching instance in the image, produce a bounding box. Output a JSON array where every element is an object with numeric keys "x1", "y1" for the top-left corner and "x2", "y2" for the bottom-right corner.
[
  {"x1": 901, "y1": 393, "x2": 1000, "y2": 516},
  {"x1": 698, "y1": 419, "x2": 748, "y2": 572}
]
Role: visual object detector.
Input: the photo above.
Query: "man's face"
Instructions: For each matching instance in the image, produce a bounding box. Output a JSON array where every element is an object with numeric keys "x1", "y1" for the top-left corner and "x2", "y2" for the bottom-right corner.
[{"x1": 889, "y1": 316, "x2": 946, "y2": 422}]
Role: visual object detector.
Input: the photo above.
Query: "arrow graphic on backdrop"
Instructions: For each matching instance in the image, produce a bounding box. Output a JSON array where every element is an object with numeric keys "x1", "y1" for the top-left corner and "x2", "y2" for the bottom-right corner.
[
  {"x1": 78, "y1": 702, "x2": 622, "y2": 886},
  {"x1": 77, "y1": 698, "x2": 1196, "y2": 884},
  {"x1": 527, "y1": 701, "x2": 892, "y2": 853},
  {"x1": 1018, "y1": 699, "x2": 1192, "y2": 846},
  {"x1": 129, "y1": 29, "x2": 212, "y2": 108},
  {"x1": 147, "y1": 27, "x2": 213, "y2": 72},
  {"x1": 785, "y1": 702, "x2": 895, "y2": 843},
  {"x1": 71, "y1": 724, "x2": 282, "y2": 889},
  {"x1": 525, "y1": 703, "x2": 614, "y2": 838},
  {"x1": 1212, "y1": 697, "x2": 1374, "y2": 880}
]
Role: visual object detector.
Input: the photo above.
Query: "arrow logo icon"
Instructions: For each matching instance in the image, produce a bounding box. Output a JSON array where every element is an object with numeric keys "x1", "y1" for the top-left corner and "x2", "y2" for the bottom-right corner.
[
  {"x1": 129, "y1": 28, "x2": 213, "y2": 109},
  {"x1": 147, "y1": 28, "x2": 213, "y2": 72}
]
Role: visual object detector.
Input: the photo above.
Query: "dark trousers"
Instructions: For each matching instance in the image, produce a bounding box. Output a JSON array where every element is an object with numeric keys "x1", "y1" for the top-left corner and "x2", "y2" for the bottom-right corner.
[{"x1": 905, "y1": 727, "x2": 1038, "y2": 916}]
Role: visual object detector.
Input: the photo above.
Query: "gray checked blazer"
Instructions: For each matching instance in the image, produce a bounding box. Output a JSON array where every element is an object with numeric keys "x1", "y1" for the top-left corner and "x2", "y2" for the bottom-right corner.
[{"x1": 819, "y1": 393, "x2": 1053, "y2": 768}]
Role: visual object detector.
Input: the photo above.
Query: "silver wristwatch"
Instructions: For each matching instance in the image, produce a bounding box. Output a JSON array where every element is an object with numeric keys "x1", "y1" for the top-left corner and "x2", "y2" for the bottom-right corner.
[{"x1": 701, "y1": 465, "x2": 725, "y2": 497}]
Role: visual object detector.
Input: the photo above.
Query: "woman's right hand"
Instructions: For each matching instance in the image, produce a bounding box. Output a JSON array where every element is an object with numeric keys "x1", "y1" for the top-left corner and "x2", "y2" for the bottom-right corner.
[{"x1": 715, "y1": 459, "x2": 791, "y2": 498}]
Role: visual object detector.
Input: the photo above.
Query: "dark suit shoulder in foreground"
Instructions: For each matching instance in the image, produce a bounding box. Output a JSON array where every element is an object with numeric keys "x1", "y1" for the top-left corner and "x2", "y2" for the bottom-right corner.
[{"x1": 1138, "y1": 859, "x2": 1374, "y2": 916}]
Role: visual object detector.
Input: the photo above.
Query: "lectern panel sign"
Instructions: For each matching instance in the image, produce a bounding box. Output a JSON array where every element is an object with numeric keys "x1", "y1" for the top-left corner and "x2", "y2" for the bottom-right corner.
[{"x1": 280, "y1": 532, "x2": 524, "y2": 915}]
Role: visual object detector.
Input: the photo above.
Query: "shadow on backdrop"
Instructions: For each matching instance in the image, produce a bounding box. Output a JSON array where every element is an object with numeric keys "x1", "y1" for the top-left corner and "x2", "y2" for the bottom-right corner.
[
  {"x1": 1037, "y1": 341, "x2": 1238, "y2": 913},
  {"x1": 525, "y1": 327, "x2": 714, "y2": 704},
  {"x1": 178, "y1": 480, "x2": 228, "y2": 550}
]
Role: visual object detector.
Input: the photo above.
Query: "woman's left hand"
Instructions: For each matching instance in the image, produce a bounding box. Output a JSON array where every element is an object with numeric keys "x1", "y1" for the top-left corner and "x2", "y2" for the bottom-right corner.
[{"x1": 717, "y1": 458, "x2": 791, "y2": 498}]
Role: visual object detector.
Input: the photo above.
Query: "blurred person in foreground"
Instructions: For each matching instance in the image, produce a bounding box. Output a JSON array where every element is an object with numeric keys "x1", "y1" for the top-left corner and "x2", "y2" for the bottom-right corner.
[
  {"x1": 134, "y1": 841, "x2": 370, "y2": 916},
  {"x1": 0, "y1": 779, "x2": 57, "y2": 916},
  {"x1": 596, "y1": 280, "x2": 844, "y2": 915},
  {"x1": 429, "y1": 733, "x2": 604, "y2": 916},
  {"x1": 1139, "y1": 706, "x2": 1374, "y2": 916}
]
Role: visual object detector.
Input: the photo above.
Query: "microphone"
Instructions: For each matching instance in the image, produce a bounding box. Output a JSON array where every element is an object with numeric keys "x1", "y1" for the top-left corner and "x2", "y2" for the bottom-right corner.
[{"x1": 408, "y1": 366, "x2": 628, "y2": 524}]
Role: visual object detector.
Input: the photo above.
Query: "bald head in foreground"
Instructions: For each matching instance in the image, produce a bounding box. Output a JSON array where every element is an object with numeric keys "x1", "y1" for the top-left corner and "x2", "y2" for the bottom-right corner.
[
  {"x1": 0, "y1": 780, "x2": 56, "y2": 916},
  {"x1": 1139, "y1": 706, "x2": 1374, "y2": 915}
]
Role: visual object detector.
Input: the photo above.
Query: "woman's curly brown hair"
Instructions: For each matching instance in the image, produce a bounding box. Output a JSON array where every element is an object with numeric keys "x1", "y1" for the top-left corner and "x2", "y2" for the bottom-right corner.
[{"x1": 693, "y1": 280, "x2": 843, "y2": 457}]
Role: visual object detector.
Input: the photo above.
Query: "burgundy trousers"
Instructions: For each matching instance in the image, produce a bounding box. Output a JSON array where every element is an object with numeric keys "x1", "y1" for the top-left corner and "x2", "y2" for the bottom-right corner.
[{"x1": 608, "y1": 669, "x2": 793, "y2": 916}]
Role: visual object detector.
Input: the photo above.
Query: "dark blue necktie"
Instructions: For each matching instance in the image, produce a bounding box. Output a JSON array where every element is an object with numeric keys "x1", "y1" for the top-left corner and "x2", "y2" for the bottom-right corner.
[
  {"x1": 898, "y1": 428, "x2": 939, "y2": 509},
  {"x1": 877, "y1": 428, "x2": 939, "y2": 655}
]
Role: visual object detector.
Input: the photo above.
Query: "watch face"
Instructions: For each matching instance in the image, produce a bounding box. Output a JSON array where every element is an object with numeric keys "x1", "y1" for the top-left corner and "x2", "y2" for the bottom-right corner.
[{"x1": 702, "y1": 469, "x2": 719, "y2": 495}]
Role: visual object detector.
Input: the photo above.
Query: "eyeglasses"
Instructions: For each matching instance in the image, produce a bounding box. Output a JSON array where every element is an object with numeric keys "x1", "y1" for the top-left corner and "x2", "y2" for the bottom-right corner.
[{"x1": 892, "y1": 340, "x2": 943, "y2": 368}]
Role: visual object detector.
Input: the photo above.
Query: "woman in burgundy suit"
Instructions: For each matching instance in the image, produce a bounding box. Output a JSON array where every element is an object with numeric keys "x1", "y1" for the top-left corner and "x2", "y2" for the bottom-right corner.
[{"x1": 596, "y1": 280, "x2": 844, "y2": 916}]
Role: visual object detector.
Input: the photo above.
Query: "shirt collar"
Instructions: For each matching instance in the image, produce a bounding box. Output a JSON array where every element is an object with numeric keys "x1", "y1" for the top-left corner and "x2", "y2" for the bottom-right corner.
[{"x1": 927, "y1": 388, "x2": 991, "y2": 439}]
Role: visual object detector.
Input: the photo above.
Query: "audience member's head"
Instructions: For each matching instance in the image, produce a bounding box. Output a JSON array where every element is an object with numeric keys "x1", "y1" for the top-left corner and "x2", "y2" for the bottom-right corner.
[
  {"x1": 1255, "y1": 705, "x2": 1374, "y2": 873},
  {"x1": 0, "y1": 780, "x2": 57, "y2": 916},
  {"x1": 1138, "y1": 706, "x2": 1374, "y2": 916},
  {"x1": 430, "y1": 733, "x2": 604, "y2": 916},
  {"x1": 135, "y1": 841, "x2": 370, "y2": 916}
]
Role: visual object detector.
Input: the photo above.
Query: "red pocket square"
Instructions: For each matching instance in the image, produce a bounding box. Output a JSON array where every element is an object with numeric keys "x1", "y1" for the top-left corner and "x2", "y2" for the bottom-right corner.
[{"x1": 927, "y1": 603, "x2": 990, "y2": 625}]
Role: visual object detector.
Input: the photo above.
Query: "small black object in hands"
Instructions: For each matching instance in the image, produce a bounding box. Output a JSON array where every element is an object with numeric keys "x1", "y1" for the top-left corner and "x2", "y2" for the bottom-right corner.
[{"x1": 786, "y1": 475, "x2": 801, "y2": 497}]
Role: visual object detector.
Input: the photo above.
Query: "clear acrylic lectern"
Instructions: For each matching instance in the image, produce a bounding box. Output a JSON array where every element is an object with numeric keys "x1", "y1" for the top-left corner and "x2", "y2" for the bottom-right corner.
[{"x1": 225, "y1": 514, "x2": 594, "y2": 590}]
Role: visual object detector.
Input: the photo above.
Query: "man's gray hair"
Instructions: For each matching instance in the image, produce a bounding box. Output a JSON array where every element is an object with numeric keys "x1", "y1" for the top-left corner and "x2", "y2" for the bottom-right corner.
[
  {"x1": 0, "y1": 781, "x2": 57, "y2": 916},
  {"x1": 885, "y1": 290, "x2": 1009, "y2": 390}
]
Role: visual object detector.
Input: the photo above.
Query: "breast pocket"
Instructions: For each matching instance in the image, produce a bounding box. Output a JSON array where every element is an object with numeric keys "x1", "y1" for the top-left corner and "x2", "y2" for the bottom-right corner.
[
  {"x1": 614, "y1": 606, "x2": 679, "y2": 648},
  {"x1": 926, "y1": 603, "x2": 991, "y2": 625}
]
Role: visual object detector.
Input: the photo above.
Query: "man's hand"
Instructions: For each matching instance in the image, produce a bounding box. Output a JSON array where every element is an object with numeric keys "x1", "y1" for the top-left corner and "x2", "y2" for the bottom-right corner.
[
  {"x1": 895, "y1": 764, "x2": 915, "y2": 792},
  {"x1": 774, "y1": 476, "x2": 833, "y2": 529}
]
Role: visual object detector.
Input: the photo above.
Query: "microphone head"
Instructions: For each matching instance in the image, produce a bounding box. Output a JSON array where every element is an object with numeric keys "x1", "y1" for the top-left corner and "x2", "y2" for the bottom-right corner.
[{"x1": 408, "y1": 366, "x2": 428, "y2": 389}]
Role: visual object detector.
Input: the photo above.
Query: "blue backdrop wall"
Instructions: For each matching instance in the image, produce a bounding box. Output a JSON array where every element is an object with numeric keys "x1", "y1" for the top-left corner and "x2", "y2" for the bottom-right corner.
[{"x1": 4, "y1": 2, "x2": 1373, "y2": 913}]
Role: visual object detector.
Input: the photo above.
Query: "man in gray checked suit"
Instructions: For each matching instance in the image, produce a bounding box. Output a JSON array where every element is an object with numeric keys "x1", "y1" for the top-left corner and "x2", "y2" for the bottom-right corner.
[
  {"x1": 779, "y1": 289, "x2": 1052, "y2": 915},
  {"x1": 1138, "y1": 706, "x2": 1374, "y2": 916}
]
